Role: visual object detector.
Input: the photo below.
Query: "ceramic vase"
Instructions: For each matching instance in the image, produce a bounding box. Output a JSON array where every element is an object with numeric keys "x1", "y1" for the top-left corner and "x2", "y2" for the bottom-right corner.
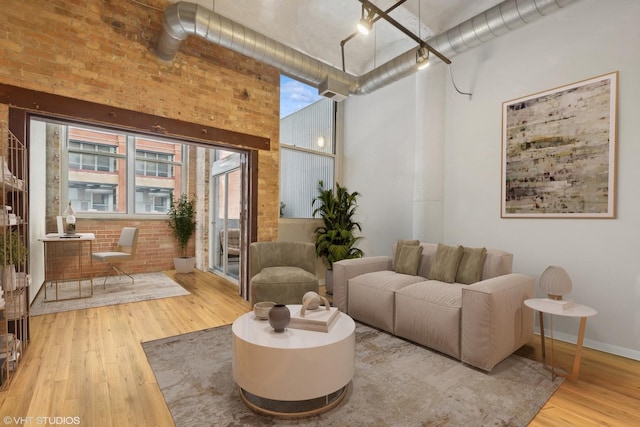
[{"x1": 268, "y1": 304, "x2": 290, "y2": 333}]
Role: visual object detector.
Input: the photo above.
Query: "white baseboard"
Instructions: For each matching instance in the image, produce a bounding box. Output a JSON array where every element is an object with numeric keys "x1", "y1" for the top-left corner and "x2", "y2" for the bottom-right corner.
[{"x1": 532, "y1": 327, "x2": 640, "y2": 362}]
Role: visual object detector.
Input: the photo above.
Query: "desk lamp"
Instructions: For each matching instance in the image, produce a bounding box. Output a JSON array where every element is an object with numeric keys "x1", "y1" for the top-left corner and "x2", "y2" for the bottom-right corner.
[
  {"x1": 539, "y1": 265, "x2": 572, "y2": 300},
  {"x1": 63, "y1": 201, "x2": 76, "y2": 235}
]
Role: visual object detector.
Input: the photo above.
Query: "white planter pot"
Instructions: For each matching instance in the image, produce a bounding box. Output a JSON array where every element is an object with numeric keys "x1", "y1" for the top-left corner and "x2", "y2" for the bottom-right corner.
[
  {"x1": 1, "y1": 264, "x2": 17, "y2": 291},
  {"x1": 325, "y1": 269, "x2": 333, "y2": 295},
  {"x1": 174, "y1": 257, "x2": 196, "y2": 274}
]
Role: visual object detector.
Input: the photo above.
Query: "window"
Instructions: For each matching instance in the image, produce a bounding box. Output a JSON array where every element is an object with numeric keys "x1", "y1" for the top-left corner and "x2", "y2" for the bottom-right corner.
[
  {"x1": 279, "y1": 76, "x2": 335, "y2": 218},
  {"x1": 63, "y1": 124, "x2": 186, "y2": 215}
]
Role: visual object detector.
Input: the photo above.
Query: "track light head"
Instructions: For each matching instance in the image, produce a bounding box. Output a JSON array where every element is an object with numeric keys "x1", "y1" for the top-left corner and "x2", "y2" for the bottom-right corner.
[
  {"x1": 416, "y1": 46, "x2": 430, "y2": 70},
  {"x1": 357, "y1": 18, "x2": 372, "y2": 35},
  {"x1": 357, "y1": 5, "x2": 374, "y2": 35}
]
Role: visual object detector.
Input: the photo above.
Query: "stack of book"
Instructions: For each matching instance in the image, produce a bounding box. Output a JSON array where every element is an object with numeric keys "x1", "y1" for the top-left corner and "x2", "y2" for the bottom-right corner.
[
  {"x1": 289, "y1": 306, "x2": 340, "y2": 332},
  {"x1": 538, "y1": 298, "x2": 575, "y2": 311}
]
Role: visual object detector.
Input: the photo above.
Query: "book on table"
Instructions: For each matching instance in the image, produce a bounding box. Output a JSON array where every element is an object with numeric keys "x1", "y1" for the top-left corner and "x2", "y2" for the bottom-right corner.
[{"x1": 288, "y1": 306, "x2": 339, "y2": 332}]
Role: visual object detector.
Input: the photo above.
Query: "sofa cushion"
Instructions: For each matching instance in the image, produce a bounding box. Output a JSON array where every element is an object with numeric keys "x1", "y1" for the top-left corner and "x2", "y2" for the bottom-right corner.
[
  {"x1": 252, "y1": 266, "x2": 318, "y2": 286},
  {"x1": 251, "y1": 266, "x2": 319, "y2": 305},
  {"x1": 427, "y1": 244, "x2": 464, "y2": 283},
  {"x1": 395, "y1": 245, "x2": 423, "y2": 275},
  {"x1": 395, "y1": 281, "x2": 463, "y2": 358},
  {"x1": 456, "y1": 246, "x2": 487, "y2": 284},
  {"x1": 348, "y1": 270, "x2": 424, "y2": 333},
  {"x1": 393, "y1": 239, "x2": 420, "y2": 271}
]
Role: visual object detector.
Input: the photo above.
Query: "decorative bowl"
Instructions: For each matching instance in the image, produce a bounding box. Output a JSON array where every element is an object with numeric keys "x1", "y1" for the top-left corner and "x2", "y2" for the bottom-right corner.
[{"x1": 253, "y1": 301, "x2": 276, "y2": 320}]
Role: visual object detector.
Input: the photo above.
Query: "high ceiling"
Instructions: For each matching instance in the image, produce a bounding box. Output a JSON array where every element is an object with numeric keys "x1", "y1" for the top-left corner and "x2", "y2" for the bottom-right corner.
[{"x1": 168, "y1": 0, "x2": 504, "y2": 76}]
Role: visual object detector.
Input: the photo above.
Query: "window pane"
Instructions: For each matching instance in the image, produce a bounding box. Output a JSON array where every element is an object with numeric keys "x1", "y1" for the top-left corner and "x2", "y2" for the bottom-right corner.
[
  {"x1": 63, "y1": 125, "x2": 186, "y2": 216},
  {"x1": 134, "y1": 137, "x2": 182, "y2": 214},
  {"x1": 67, "y1": 127, "x2": 127, "y2": 213},
  {"x1": 280, "y1": 97, "x2": 334, "y2": 154},
  {"x1": 280, "y1": 148, "x2": 333, "y2": 218},
  {"x1": 279, "y1": 76, "x2": 335, "y2": 219}
]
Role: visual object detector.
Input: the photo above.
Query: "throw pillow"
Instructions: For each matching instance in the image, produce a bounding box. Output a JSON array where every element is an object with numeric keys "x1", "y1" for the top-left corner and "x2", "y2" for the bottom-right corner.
[
  {"x1": 455, "y1": 246, "x2": 487, "y2": 284},
  {"x1": 395, "y1": 245, "x2": 423, "y2": 275},
  {"x1": 393, "y1": 239, "x2": 420, "y2": 272},
  {"x1": 427, "y1": 244, "x2": 464, "y2": 283}
]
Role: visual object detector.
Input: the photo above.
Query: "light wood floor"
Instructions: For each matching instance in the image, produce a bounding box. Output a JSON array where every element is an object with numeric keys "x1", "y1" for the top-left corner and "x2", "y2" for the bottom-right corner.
[{"x1": 1, "y1": 270, "x2": 638, "y2": 426}]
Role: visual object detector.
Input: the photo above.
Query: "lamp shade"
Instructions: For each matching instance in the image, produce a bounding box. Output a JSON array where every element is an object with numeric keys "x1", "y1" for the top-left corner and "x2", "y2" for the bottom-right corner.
[{"x1": 539, "y1": 265, "x2": 572, "y2": 300}]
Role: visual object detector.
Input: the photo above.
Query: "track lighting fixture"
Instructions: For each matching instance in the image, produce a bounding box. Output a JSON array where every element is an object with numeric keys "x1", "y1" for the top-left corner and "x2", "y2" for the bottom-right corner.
[
  {"x1": 357, "y1": 5, "x2": 375, "y2": 35},
  {"x1": 416, "y1": 46, "x2": 430, "y2": 70}
]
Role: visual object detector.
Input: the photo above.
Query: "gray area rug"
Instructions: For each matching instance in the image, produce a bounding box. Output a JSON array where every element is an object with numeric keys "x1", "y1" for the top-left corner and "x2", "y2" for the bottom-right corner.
[
  {"x1": 142, "y1": 323, "x2": 562, "y2": 426},
  {"x1": 31, "y1": 272, "x2": 190, "y2": 315}
]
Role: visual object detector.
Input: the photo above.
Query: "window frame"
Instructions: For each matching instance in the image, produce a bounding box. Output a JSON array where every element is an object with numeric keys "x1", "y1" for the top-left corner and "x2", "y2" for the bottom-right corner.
[{"x1": 56, "y1": 121, "x2": 188, "y2": 219}]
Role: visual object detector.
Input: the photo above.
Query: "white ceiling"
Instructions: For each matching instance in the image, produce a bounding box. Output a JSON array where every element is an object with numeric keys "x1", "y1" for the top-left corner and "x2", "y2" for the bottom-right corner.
[{"x1": 169, "y1": 0, "x2": 504, "y2": 75}]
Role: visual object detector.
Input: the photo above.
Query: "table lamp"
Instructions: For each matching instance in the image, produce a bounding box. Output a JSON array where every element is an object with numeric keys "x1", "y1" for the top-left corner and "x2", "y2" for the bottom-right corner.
[
  {"x1": 63, "y1": 201, "x2": 76, "y2": 235},
  {"x1": 539, "y1": 265, "x2": 572, "y2": 301}
]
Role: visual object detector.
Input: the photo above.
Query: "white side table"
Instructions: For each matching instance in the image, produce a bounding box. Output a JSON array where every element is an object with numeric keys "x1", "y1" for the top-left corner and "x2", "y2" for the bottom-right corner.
[{"x1": 524, "y1": 298, "x2": 597, "y2": 381}]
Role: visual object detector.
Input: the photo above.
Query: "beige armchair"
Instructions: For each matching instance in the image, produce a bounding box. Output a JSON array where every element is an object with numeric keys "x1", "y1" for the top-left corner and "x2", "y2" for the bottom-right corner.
[{"x1": 249, "y1": 241, "x2": 319, "y2": 305}]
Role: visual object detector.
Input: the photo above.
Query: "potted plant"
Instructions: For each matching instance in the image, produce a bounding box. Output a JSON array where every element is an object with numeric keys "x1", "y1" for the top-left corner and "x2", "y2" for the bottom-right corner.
[
  {"x1": 0, "y1": 229, "x2": 28, "y2": 291},
  {"x1": 312, "y1": 180, "x2": 364, "y2": 294},
  {"x1": 167, "y1": 193, "x2": 197, "y2": 273}
]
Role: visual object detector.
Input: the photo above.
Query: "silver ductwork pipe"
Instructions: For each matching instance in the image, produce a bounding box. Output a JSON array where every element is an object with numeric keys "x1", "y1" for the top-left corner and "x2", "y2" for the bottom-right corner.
[{"x1": 155, "y1": 0, "x2": 578, "y2": 97}]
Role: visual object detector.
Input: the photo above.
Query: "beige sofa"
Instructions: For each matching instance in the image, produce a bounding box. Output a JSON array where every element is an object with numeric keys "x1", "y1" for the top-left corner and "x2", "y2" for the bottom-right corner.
[{"x1": 332, "y1": 242, "x2": 534, "y2": 371}]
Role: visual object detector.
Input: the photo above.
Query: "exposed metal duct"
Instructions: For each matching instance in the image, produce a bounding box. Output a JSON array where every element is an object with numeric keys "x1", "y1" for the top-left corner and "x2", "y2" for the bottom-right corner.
[{"x1": 155, "y1": 0, "x2": 579, "y2": 98}]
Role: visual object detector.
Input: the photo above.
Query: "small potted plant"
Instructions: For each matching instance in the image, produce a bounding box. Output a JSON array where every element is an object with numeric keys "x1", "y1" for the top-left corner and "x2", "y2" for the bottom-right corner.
[
  {"x1": 167, "y1": 193, "x2": 197, "y2": 273},
  {"x1": 0, "y1": 229, "x2": 28, "y2": 291},
  {"x1": 312, "y1": 180, "x2": 364, "y2": 294}
]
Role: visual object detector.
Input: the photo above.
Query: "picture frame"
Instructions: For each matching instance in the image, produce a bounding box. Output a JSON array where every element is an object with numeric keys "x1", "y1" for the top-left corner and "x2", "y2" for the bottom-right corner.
[{"x1": 501, "y1": 71, "x2": 618, "y2": 218}]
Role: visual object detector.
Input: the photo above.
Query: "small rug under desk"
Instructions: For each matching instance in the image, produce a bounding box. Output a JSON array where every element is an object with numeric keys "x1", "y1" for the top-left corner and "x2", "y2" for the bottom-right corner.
[
  {"x1": 30, "y1": 272, "x2": 190, "y2": 315},
  {"x1": 142, "y1": 322, "x2": 563, "y2": 426}
]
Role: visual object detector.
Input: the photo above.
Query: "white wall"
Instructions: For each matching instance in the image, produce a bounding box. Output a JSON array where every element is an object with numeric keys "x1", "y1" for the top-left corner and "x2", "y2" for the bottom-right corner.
[
  {"x1": 342, "y1": 0, "x2": 640, "y2": 360},
  {"x1": 343, "y1": 76, "x2": 419, "y2": 256},
  {"x1": 28, "y1": 120, "x2": 47, "y2": 304}
]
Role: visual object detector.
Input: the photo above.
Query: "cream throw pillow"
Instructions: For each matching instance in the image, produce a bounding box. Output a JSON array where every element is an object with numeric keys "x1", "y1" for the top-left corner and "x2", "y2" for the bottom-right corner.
[
  {"x1": 393, "y1": 240, "x2": 420, "y2": 272},
  {"x1": 427, "y1": 244, "x2": 464, "y2": 283},
  {"x1": 395, "y1": 245, "x2": 423, "y2": 275},
  {"x1": 456, "y1": 246, "x2": 487, "y2": 284}
]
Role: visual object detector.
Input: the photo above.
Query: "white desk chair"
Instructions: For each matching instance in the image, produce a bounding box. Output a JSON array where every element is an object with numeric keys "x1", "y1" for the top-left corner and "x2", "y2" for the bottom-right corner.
[{"x1": 92, "y1": 227, "x2": 139, "y2": 286}]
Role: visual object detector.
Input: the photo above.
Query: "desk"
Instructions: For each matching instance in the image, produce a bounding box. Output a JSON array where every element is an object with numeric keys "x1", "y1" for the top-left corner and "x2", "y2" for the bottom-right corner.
[
  {"x1": 524, "y1": 298, "x2": 597, "y2": 381},
  {"x1": 39, "y1": 233, "x2": 96, "y2": 302}
]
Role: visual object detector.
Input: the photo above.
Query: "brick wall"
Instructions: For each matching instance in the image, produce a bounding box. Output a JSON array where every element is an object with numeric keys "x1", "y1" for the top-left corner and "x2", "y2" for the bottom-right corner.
[
  {"x1": 44, "y1": 218, "x2": 183, "y2": 279},
  {"x1": 0, "y1": 0, "x2": 281, "y2": 273}
]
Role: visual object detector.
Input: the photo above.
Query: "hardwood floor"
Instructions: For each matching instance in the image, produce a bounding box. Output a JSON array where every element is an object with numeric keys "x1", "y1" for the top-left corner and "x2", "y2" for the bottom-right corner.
[{"x1": 1, "y1": 270, "x2": 638, "y2": 426}]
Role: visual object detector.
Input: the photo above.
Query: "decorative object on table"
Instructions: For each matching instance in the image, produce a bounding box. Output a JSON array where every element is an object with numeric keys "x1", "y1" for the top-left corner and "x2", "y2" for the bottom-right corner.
[
  {"x1": 501, "y1": 71, "x2": 618, "y2": 218},
  {"x1": 63, "y1": 201, "x2": 76, "y2": 235},
  {"x1": 167, "y1": 193, "x2": 197, "y2": 273},
  {"x1": 252, "y1": 301, "x2": 275, "y2": 320},
  {"x1": 289, "y1": 304, "x2": 339, "y2": 333},
  {"x1": 312, "y1": 180, "x2": 364, "y2": 294},
  {"x1": 268, "y1": 304, "x2": 290, "y2": 332},
  {"x1": 538, "y1": 265, "x2": 574, "y2": 310},
  {"x1": 300, "y1": 291, "x2": 330, "y2": 316}
]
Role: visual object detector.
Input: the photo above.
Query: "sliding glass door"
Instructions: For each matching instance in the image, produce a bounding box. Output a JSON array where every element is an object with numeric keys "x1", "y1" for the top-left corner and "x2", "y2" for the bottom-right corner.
[{"x1": 210, "y1": 150, "x2": 244, "y2": 284}]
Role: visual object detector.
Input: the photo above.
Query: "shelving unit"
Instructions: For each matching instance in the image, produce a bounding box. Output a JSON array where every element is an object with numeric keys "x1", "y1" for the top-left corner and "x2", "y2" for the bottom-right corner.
[{"x1": 0, "y1": 123, "x2": 30, "y2": 390}]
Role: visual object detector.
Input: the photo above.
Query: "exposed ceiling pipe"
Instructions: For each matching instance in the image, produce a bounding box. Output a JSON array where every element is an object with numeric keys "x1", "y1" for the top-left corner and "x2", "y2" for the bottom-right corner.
[{"x1": 155, "y1": 0, "x2": 579, "y2": 98}]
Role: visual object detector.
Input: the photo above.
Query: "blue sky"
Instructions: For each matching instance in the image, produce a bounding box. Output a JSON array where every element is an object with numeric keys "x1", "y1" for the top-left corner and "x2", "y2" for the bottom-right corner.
[{"x1": 280, "y1": 75, "x2": 323, "y2": 118}]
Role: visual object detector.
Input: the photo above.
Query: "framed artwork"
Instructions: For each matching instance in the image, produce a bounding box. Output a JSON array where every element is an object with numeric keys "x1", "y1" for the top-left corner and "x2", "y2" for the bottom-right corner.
[{"x1": 501, "y1": 72, "x2": 618, "y2": 218}]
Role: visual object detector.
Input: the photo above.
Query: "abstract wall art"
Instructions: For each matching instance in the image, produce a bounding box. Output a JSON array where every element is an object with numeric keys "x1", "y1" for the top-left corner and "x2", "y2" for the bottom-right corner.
[{"x1": 501, "y1": 72, "x2": 618, "y2": 218}]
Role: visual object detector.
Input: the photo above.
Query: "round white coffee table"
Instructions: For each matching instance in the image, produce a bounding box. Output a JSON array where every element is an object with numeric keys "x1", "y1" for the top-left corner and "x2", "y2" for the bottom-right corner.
[{"x1": 232, "y1": 304, "x2": 355, "y2": 418}]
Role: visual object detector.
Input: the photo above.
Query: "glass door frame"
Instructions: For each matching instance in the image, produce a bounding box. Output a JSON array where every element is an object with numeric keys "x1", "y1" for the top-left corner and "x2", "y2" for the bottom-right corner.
[{"x1": 210, "y1": 150, "x2": 245, "y2": 285}]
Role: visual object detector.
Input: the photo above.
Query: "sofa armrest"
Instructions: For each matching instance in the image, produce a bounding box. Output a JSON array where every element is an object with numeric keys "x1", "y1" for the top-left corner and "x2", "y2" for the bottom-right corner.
[
  {"x1": 332, "y1": 256, "x2": 392, "y2": 312},
  {"x1": 460, "y1": 273, "x2": 535, "y2": 371}
]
